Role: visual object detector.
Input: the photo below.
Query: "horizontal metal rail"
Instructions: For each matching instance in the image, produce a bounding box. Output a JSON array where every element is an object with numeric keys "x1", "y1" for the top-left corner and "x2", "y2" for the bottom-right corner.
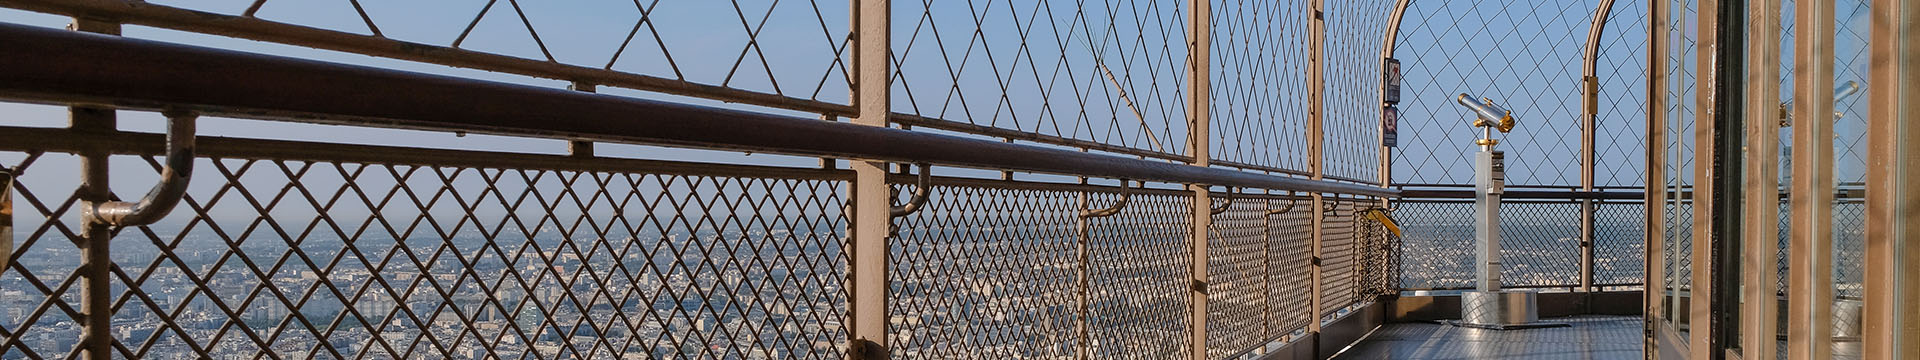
[
  {"x1": 0, "y1": 0, "x2": 1199, "y2": 164},
  {"x1": 0, "y1": 23, "x2": 1396, "y2": 198},
  {"x1": 1398, "y1": 189, "x2": 1646, "y2": 200},
  {"x1": 0, "y1": 126, "x2": 855, "y2": 181}
]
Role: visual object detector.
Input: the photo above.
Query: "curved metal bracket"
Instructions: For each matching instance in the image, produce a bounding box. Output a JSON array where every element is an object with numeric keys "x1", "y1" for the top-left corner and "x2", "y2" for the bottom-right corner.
[
  {"x1": 88, "y1": 110, "x2": 197, "y2": 226},
  {"x1": 1079, "y1": 180, "x2": 1132, "y2": 218},
  {"x1": 889, "y1": 163, "x2": 932, "y2": 218},
  {"x1": 1, "y1": 166, "x2": 13, "y2": 272},
  {"x1": 1322, "y1": 196, "x2": 1343, "y2": 217},
  {"x1": 1266, "y1": 191, "x2": 1299, "y2": 216},
  {"x1": 1580, "y1": 0, "x2": 1618, "y2": 116},
  {"x1": 1209, "y1": 187, "x2": 1236, "y2": 215}
]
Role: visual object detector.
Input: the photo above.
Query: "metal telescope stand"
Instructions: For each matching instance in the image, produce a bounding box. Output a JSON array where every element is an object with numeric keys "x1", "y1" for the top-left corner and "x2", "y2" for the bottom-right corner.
[{"x1": 1443, "y1": 94, "x2": 1567, "y2": 330}]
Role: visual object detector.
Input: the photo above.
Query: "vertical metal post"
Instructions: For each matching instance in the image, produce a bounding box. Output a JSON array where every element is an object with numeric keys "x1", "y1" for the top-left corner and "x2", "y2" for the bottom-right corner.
[
  {"x1": 74, "y1": 105, "x2": 113, "y2": 360},
  {"x1": 1739, "y1": 0, "x2": 1781, "y2": 358},
  {"x1": 1691, "y1": 0, "x2": 1735, "y2": 357},
  {"x1": 68, "y1": 17, "x2": 119, "y2": 360},
  {"x1": 1260, "y1": 196, "x2": 1275, "y2": 345},
  {"x1": 1644, "y1": 0, "x2": 1671, "y2": 353},
  {"x1": 1786, "y1": 1, "x2": 1836, "y2": 358},
  {"x1": 1578, "y1": 0, "x2": 1618, "y2": 294},
  {"x1": 1075, "y1": 190, "x2": 1093, "y2": 360},
  {"x1": 847, "y1": 0, "x2": 891, "y2": 357},
  {"x1": 568, "y1": 82, "x2": 597, "y2": 158},
  {"x1": 1305, "y1": 0, "x2": 1327, "y2": 336},
  {"x1": 1185, "y1": 0, "x2": 1212, "y2": 359},
  {"x1": 1712, "y1": 1, "x2": 1751, "y2": 357},
  {"x1": 1862, "y1": 0, "x2": 1920, "y2": 356}
]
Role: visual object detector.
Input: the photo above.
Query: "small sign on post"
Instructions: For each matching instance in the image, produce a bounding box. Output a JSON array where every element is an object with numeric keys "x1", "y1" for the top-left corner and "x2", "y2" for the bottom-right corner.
[
  {"x1": 1383, "y1": 58, "x2": 1402, "y2": 148},
  {"x1": 1384, "y1": 106, "x2": 1399, "y2": 148},
  {"x1": 1383, "y1": 58, "x2": 1402, "y2": 104}
]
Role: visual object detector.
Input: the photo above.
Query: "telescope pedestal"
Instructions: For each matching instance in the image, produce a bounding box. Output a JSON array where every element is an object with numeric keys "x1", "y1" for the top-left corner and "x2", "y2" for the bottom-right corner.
[{"x1": 1447, "y1": 290, "x2": 1564, "y2": 330}]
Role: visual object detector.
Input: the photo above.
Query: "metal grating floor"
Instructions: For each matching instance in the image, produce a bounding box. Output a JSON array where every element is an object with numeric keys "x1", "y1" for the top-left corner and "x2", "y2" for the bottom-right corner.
[{"x1": 1330, "y1": 315, "x2": 1643, "y2": 359}]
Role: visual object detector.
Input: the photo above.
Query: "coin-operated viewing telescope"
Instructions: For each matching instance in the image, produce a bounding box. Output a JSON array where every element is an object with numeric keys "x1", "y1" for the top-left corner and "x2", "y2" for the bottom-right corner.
[{"x1": 1448, "y1": 93, "x2": 1562, "y2": 330}]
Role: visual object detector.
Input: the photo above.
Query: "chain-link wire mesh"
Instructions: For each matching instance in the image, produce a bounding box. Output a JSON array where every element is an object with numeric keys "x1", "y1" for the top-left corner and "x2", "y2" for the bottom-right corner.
[
  {"x1": 2, "y1": 150, "x2": 854, "y2": 359},
  {"x1": 1205, "y1": 194, "x2": 1274, "y2": 358},
  {"x1": 1391, "y1": 0, "x2": 1611, "y2": 186},
  {"x1": 1202, "y1": 193, "x2": 1318, "y2": 359},
  {"x1": 1396, "y1": 201, "x2": 1589, "y2": 289},
  {"x1": 1321, "y1": 2, "x2": 1394, "y2": 183},
  {"x1": 78, "y1": 0, "x2": 856, "y2": 112},
  {"x1": 887, "y1": 183, "x2": 1082, "y2": 358},
  {"x1": 0, "y1": 151, "x2": 84, "y2": 359},
  {"x1": 1266, "y1": 200, "x2": 1316, "y2": 347},
  {"x1": 1, "y1": 0, "x2": 1427, "y2": 357},
  {"x1": 1353, "y1": 203, "x2": 1400, "y2": 300},
  {"x1": 1594, "y1": 202, "x2": 1647, "y2": 287},
  {"x1": 1086, "y1": 189, "x2": 1194, "y2": 358},
  {"x1": 1319, "y1": 199, "x2": 1356, "y2": 316},
  {"x1": 1595, "y1": 0, "x2": 1653, "y2": 188},
  {"x1": 890, "y1": 0, "x2": 1192, "y2": 159},
  {"x1": 1208, "y1": 1, "x2": 1314, "y2": 174}
]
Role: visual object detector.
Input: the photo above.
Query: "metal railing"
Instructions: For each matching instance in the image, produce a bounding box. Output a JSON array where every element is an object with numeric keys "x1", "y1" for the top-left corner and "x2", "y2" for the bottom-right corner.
[{"x1": 0, "y1": 0, "x2": 1403, "y2": 359}]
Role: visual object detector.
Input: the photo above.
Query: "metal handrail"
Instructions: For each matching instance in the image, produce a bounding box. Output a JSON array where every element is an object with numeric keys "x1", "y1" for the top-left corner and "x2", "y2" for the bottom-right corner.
[{"x1": 0, "y1": 23, "x2": 1398, "y2": 199}]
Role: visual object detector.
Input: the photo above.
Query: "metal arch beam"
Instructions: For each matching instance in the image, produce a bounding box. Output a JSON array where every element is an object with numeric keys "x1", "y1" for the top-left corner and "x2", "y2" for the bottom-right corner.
[
  {"x1": 1380, "y1": 0, "x2": 1413, "y2": 60},
  {"x1": 1577, "y1": 0, "x2": 1618, "y2": 294},
  {"x1": 1379, "y1": 0, "x2": 1412, "y2": 211}
]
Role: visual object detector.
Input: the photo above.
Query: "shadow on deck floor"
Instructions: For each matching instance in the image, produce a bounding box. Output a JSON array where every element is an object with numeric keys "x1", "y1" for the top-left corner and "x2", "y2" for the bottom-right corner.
[{"x1": 1330, "y1": 315, "x2": 1642, "y2": 360}]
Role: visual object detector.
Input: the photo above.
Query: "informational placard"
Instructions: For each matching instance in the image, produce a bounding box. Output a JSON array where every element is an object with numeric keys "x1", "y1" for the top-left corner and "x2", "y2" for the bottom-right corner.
[
  {"x1": 1383, "y1": 58, "x2": 1403, "y2": 104},
  {"x1": 1383, "y1": 106, "x2": 1399, "y2": 148}
]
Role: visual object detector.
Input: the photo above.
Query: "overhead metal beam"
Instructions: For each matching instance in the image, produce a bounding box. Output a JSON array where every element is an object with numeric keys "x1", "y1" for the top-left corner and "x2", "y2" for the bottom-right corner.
[{"x1": 0, "y1": 23, "x2": 1396, "y2": 198}]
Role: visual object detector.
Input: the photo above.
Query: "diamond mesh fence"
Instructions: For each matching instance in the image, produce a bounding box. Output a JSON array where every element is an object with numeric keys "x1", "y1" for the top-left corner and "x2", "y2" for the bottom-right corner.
[
  {"x1": 1320, "y1": 2, "x2": 1395, "y2": 183},
  {"x1": 1208, "y1": 1, "x2": 1314, "y2": 173},
  {"x1": 1318, "y1": 200, "x2": 1357, "y2": 315},
  {"x1": 890, "y1": 0, "x2": 1193, "y2": 159},
  {"x1": 1202, "y1": 193, "x2": 1314, "y2": 359},
  {"x1": 1085, "y1": 189, "x2": 1194, "y2": 358},
  {"x1": 88, "y1": 0, "x2": 857, "y2": 111},
  {"x1": 1397, "y1": 201, "x2": 1608, "y2": 290},
  {"x1": 887, "y1": 182, "x2": 1082, "y2": 359},
  {"x1": 1391, "y1": 0, "x2": 1617, "y2": 187},
  {"x1": 1, "y1": 0, "x2": 1426, "y2": 357},
  {"x1": 3, "y1": 150, "x2": 854, "y2": 359},
  {"x1": 0, "y1": 140, "x2": 1404, "y2": 359}
]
